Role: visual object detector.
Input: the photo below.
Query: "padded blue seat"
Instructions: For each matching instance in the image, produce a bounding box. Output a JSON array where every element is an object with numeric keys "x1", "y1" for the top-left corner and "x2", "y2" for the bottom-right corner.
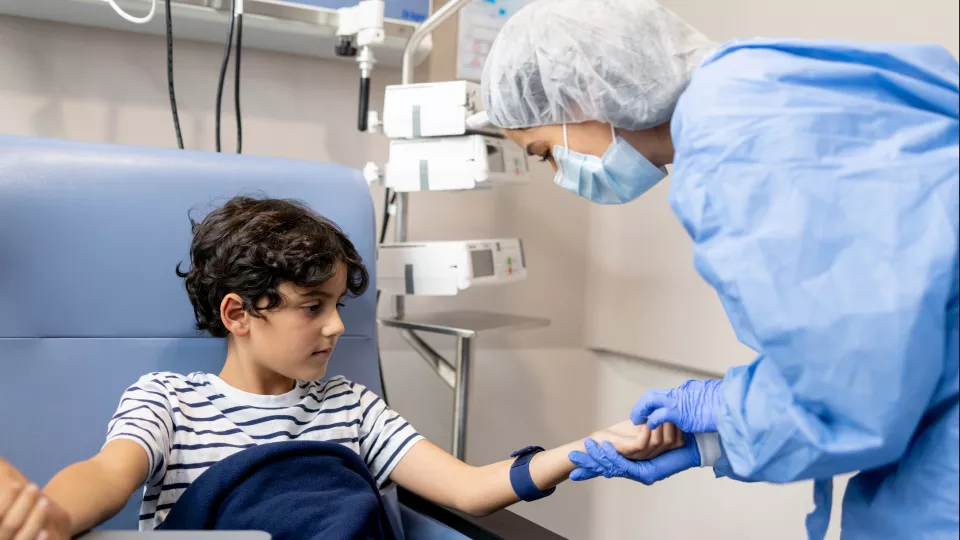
[{"x1": 0, "y1": 136, "x2": 401, "y2": 534}]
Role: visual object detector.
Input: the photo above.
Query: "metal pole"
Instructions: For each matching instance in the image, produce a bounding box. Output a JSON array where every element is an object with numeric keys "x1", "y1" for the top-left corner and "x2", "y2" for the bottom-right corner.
[
  {"x1": 392, "y1": 192, "x2": 407, "y2": 318},
  {"x1": 398, "y1": 329, "x2": 457, "y2": 388},
  {"x1": 451, "y1": 335, "x2": 474, "y2": 461},
  {"x1": 400, "y1": 0, "x2": 473, "y2": 86}
]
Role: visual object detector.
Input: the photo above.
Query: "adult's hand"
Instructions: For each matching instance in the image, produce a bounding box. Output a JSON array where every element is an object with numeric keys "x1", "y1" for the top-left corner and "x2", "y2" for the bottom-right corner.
[
  {"x1": 630, "y1": 379, "x2": 723, "y2": 433},
  {"x1": 568, "y1": 435, "x2": 701, "y2": 485}
]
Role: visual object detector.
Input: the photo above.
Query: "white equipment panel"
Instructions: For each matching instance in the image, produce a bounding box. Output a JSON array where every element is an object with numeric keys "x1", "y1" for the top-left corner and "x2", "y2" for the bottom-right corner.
[
  {"x1": 378, "y1": 239, "x2": 526, "y2": 296},
  {"x1": 382, "y1": 80, "x2": 501, "y2": 139},
  {"x1": 385, "y1": 135, "x2": 529, "y2": 192}
]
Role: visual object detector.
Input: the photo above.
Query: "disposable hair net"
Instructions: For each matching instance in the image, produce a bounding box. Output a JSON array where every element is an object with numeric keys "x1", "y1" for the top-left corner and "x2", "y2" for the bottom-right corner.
[{"x1": 481, "y1": 0, "x2": 716, "y2": 130}]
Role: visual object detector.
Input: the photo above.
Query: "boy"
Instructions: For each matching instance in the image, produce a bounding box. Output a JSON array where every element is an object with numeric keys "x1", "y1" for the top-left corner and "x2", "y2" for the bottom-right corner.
[{"x1": 0, "y1": 196, "x2": 682, "y2": 538}]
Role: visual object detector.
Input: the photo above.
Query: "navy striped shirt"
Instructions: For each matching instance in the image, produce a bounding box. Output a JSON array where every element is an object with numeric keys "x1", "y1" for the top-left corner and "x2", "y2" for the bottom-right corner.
[{"x1": 105, "y1": 372, "x2": 423, "y2": 531}]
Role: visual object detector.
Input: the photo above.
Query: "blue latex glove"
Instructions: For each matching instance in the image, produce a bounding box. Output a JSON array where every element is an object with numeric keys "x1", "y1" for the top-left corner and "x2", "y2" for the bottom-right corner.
[
  {"x1": 630, "y1": 379, "x2": 723, "y2": 433},
  {"x1": 568, "y1": 436, "x2": 701, "y2": 485}
]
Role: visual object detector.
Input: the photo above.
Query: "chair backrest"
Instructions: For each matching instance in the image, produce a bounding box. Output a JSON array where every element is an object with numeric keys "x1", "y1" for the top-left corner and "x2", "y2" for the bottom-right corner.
[{"x1": 0, "y1": 135, "x2": 381, "y2": 529}]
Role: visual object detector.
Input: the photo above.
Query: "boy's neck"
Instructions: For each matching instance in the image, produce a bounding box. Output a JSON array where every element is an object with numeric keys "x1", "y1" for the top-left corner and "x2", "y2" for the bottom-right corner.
[{"x1": 219, "y1": 340, "x2": 296, "y2": 396}]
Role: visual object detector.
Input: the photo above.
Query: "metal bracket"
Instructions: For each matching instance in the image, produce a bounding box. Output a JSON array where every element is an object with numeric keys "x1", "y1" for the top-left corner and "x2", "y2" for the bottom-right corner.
[
  {"x1": 394, "y1": 327, "x2": 473, "y2": 460},
  {"x1": 380, "y1": 311, "x2": 549, "y2": 461},
  {"x1": 399, "y1": 329, "x2": 457, "y2": 388},
  {"x1": 336, "y1": 0, "x2": 385, "y2": 47}
]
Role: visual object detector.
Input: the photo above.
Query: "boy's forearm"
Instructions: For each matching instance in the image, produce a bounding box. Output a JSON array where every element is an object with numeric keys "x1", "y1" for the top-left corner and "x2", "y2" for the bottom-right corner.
[
  {"x1": 397, "y1": 423, "x2": 680, "y2": 517},
  {"x1": 43, "y1": 459, "x2": 137, "y2": 535},
  {"x1": 529, "y1": 439, "x2": 585, "y2": 489},
  {"x1": 455, "y1": 439, "x2": 585, "y2": 517}
]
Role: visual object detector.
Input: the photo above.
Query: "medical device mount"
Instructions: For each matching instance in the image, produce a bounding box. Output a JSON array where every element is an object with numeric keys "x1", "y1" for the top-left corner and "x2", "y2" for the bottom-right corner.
[{"x1": 336, "y1": 0, "x2": 386, "y2": 133}]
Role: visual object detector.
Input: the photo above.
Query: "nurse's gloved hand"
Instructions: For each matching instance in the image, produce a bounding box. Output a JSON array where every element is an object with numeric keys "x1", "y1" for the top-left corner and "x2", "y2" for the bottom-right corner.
[
  {"x1": 568, "y1": 436, "x2": 701, "y2": 485},
  {"x1": 630, "y1": 379, "x2": 723, "y2": 433}
]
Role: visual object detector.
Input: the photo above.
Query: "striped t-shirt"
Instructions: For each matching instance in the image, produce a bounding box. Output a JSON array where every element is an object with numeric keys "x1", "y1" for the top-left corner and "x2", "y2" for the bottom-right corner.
[{"x1": 105, "y1": 371, "x2": 423, "y2": 531}]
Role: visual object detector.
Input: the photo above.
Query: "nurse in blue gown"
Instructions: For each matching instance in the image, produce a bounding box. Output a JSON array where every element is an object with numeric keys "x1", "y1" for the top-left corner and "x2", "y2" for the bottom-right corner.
[{"x1": 478, "y1": 0, "x2": 959, "y2": 537}]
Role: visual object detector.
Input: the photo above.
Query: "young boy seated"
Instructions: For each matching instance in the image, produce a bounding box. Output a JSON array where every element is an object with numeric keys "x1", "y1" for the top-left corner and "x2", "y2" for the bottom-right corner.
[{"x1": 0, "y1": 196, "x2": 682, "y2": 538}]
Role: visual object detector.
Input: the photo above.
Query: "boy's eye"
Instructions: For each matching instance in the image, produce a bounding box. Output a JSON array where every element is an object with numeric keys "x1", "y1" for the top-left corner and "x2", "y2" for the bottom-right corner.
[
  {"x1": 304, "y1": 304, "x2": 321, "y2": 313},
  {"x1": 336, "y1": 302, "x2": 346, "y2": 309}
]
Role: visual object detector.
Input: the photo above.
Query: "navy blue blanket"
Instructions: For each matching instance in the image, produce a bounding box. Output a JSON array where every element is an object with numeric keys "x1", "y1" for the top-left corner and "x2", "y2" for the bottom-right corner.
[{"x1": 157, "y1": 441, "x2": 396, "y2": 540}]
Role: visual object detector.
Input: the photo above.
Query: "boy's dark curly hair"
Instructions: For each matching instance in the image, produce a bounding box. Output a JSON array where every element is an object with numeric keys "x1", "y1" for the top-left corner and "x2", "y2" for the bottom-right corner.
[{"x1": 176, "y1": 196, "x2": 369, "y2": 338}]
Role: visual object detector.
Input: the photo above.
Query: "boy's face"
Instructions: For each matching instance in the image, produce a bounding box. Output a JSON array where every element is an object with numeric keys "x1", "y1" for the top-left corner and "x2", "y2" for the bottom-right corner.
[{"x1": 242, "y1": 264, "x2": 349, "y2": 382}]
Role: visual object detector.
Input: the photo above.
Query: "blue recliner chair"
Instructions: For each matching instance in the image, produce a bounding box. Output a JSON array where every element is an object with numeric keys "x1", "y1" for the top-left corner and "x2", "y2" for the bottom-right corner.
[{"x1": 0, "y1": 136, "x2": 563, "y2": 539}]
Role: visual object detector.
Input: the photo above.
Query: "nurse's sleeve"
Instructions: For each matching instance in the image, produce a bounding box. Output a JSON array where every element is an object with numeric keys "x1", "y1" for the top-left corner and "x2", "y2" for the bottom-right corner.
[{"x1": 668, "y1": 39, "x2": 960, "y2": 482}]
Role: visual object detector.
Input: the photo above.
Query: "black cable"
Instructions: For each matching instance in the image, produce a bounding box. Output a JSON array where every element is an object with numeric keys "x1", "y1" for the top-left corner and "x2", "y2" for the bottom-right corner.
[
  {"x1": 378, "y1": 188, "x2": 393, "y2": 244},
  {"x1": 374, "y1": 187, "x2": 396, "y2": 398},
  {"x1": 375, "y1": 188, "x2": 393, "y2": 307},
  {"x1": 234, "y1": 12, "x2": 243, "y2": 154},
  {"x1": 215, "y1": 0, "x2": 237, "y2": 153},
  {"x1": 165, "y1": 0, "x2": 184, "y2": 150},
  {"x1": 375, "y1": 189, "x2": 398, "y2": 306},
  {"x1": 358, "y1": 76, "x2": 371, "y2": 132},
  {"x1": 375, "y1": 187, "x2": 393, "y2": 403}
]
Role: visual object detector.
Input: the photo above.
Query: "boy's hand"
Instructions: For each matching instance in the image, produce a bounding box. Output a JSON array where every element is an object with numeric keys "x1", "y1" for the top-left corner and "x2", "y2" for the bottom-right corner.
[
  {"x1": 590, "y1": 420, "x2": 684, "y2": 461},
  {"x1": 0, "y1": 459, "x2": 72, "y2": 540},
  {"x1": 0, "y1": 459, "x2": 27, "y2": 486}
]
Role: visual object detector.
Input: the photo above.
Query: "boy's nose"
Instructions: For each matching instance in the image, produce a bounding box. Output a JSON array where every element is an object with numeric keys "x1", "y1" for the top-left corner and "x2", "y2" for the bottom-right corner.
[{"x1": 322, "y1": 312, "x2": 345, "y2": 338}]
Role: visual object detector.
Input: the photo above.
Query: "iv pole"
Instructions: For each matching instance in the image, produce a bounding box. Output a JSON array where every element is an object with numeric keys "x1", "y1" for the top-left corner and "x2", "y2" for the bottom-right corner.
[
  {"x1": 387, "y1": 0, "x2": 477, "y2": 461},
  {"x1": 380, "y1": 0, "x2": 549, "y2": 461},
  {"x1": 393, "y1": 0, "x2": 474, "y2": 319}
]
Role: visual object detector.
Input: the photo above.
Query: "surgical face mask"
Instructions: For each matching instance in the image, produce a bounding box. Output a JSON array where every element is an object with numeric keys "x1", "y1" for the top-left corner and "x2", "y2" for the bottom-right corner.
[{"x1": 553, "y1": 124, "x2": 668, "y2": 205}]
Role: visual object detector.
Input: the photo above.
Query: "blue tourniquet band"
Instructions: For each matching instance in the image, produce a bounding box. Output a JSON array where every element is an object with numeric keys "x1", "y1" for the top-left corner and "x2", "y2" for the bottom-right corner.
[{"x1": 509, "y1": 445, "x2": 556, "y2": 502}]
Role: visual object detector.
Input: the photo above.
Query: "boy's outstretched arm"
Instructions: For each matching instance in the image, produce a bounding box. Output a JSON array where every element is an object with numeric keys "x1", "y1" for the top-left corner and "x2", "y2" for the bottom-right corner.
[
  {"x1": 389, "y1": 420, "x2": 682, "y2": 517},
  {"x1": 43, "y1": 440, "x2": 149, "y2": 535}
]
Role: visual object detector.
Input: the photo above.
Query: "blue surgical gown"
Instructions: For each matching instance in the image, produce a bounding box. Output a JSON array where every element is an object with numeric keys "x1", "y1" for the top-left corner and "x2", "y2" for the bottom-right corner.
[{"x1": 670, "y1": 39, "x2": 959, "y2": 539}]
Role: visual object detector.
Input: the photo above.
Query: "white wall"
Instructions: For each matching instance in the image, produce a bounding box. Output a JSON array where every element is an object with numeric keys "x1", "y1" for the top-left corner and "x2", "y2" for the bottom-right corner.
[{"x1": 0, "y1": 15, "x2": 389, "y2": 166}]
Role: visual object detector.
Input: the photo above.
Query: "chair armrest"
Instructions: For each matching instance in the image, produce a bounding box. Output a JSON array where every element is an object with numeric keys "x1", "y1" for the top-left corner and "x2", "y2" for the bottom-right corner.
[{"x1": 397, "y1": 487, "x2": 568, "y2": 540}]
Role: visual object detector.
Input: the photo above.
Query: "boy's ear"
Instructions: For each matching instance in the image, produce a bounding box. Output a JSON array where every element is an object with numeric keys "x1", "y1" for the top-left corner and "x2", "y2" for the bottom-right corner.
[{"x1": 220, "y1": 293, "x2": 251, "y2": 337}]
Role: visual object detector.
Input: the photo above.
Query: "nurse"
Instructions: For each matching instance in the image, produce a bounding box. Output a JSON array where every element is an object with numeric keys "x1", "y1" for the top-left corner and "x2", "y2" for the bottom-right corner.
[{"x1": 476, "y1": 0, "x2": 959, "y2": 537}]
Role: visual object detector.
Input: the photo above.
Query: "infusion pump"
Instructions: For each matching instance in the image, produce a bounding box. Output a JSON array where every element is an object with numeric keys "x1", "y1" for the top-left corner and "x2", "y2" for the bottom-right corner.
[
  {"x1": 385, "y1": 135, "x2": 529, "y2": 192},
  {"x1": 378, "y1": 239, "x2": 526, "y2": 296},
  {"x1": 382, "y1": 80, "x2": 500, "y2": 139}
]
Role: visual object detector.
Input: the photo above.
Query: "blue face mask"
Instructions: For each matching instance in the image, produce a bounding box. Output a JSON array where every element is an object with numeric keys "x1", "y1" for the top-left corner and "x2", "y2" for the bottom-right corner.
[{"x1": 553, "y1": 124, "x2": 668, "y2": 205}]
